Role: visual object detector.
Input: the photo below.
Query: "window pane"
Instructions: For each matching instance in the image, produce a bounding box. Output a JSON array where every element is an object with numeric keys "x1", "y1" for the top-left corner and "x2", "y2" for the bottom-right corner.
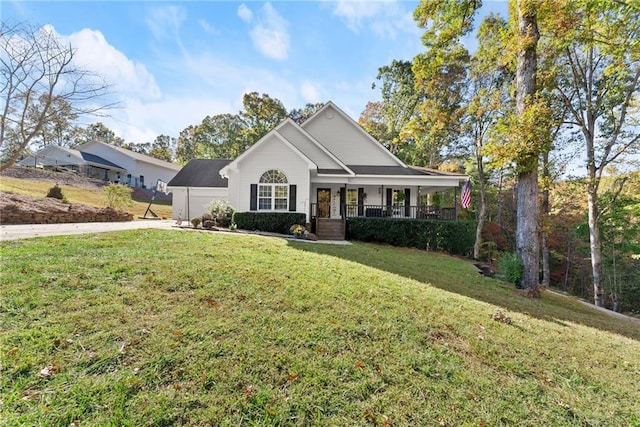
[
  {"x1": 274, "y1": 198, "x2": 288, "y2": 210},
  {"x1": 260, "y1": 169, "x2": 288, "y2": 184},
  {"x1": 347, "y1": 189, "x2": 358, "y2": 205},
  {"x1": 259, "y1": 185, "x2": 272, "y2": 197},
  {"x1": 259, "y1": 198, "x2": 272, "y2": 210},
  {"x1": 275, "y1": 185, "x2": 288, "y2": 198}
]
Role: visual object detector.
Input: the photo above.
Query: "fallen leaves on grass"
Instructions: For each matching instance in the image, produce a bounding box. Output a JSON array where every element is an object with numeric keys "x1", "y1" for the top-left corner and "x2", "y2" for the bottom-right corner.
[
  {"x1": 244, "y1": 385, "x2": 257, "y2": 397},
  {"x1": 39, "y1": 364, "x2": 61, "y2": 378},
  {"x1": 490, "y1": 310, "x2": 513, "y2": 325},
  {"x1": 205, "y1": 298, "x2": 220, "y2": 308}
]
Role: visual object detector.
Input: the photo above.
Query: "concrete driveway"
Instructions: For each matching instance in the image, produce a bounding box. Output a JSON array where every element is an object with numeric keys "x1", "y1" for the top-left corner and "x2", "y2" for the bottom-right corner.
[{"x1": 0, "y1": 220, "x2": 177, "y2": 241}]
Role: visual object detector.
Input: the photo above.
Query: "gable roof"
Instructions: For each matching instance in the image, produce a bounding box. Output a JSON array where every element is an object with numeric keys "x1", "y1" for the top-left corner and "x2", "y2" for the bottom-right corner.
[
  {"x1": 220, "y1": 128, "x2": 317, "y2": 177},
  {"x1": 276, "y1": 119, "x2": 352, "y2": 174},
  {"x1": 168, "y1": 159, "x2": 231, "y2": 187},
  {"x1": 301, "y1": 102, "x2": 406, "y2": 168},
  {"x1": 217, "y1": 101, "x2": 467, "y2": 184},
  {"x1": 79, "y1": 141, "x2": 181, "y2": 171}
]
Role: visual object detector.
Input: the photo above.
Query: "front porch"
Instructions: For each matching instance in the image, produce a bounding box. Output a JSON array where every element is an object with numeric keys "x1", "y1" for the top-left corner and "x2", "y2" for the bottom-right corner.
[
  {"x1": 311, "y1": 202, "x2": 458, "y2": 240},
  {"x1": 307, "y1": 182, "x2": 461, "y2": 240},
  {"x1": 311, "y1": 203, "x2": 457, "y2": 221}
]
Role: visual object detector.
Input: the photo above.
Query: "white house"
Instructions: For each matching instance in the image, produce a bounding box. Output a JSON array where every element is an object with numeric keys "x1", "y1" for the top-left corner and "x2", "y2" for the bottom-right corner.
[
  {"x1": 167, "y1": 159, "x2": 231, "y2": 220},
  {"x1": 17, "y1": 145, "x2": 127, "y2": 180},
  {"x1": 78, "y1": 141, "x2": 181, "y2": 189},
  {"x1": 19, "y1": 142, "x2": 181, "y2": 189},
  {"x1": 216, "y1": 102, "x2": 467, "y2": 238}
]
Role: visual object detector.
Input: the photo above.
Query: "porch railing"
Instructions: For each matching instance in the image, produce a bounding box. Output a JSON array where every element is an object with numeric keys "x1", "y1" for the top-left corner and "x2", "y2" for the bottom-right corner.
[{"x1": 310, "y1": 204, "x2": 457, "y2": 221}]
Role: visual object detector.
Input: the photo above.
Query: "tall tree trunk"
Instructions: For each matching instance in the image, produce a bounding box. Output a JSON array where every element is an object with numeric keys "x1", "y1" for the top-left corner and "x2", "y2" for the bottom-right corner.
[
  {"x1": 517, "y1": 169, "x2": 540, "y2": 291},
  {"x1": 496, "y1": 168, "x2": 503, "y2": 225},
  {"x1": 515, "y1": 0, "x2": 540, "y2": 294},
  {"x1": 587, "y1": 186, "x2": 604, "y2": 306},
  {"x1": 473, "y1": 151, "x2": 487, "y2": 260},
  {"x1": 563, "y1": 237, "x2": 571, "y2": 292},
  {"x1": 473, "y1": 191, "x2": 487, "y2": 260},
  {"x1": 541, "y1": 152, "x2": 550, "y2": 288}
]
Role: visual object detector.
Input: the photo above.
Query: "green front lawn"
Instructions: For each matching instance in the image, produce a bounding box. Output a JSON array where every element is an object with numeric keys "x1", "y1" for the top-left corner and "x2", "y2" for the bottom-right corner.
[{"x1": 1, "y1": 230, "x2": 638, "y2": 426}]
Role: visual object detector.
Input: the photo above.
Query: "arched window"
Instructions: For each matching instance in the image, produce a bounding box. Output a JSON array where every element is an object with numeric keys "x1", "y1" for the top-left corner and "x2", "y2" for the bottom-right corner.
[{"x1": 258, "y1": 170, "x2": 288, "y2": 210}]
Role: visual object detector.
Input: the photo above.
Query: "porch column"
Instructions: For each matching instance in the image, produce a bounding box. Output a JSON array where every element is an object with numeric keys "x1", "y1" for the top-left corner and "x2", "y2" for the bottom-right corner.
[{"x1": 454, "y1": 186, "x2": 458, "y2": 221}]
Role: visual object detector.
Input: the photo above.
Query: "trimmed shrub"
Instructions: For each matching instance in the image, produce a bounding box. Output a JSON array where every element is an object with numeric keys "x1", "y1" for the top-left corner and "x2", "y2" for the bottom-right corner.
[
  {"x1": 191, "y1": 217, "x2": 201, "y2": 228},
  {"x1": 46, "y1": 184, "x2": 64, "y2": 200},
  {"x1": 208, "y1": 200, "x2": 234, "y2": 228},
  {"x1": 233, "y1": 212, "x2": 306, "y2": 235},
  {"x1": 346, "y1": 217, "x2": 476, "y2": 256},
  {"x1": 103, "y1": 183, "x2": 133, "y2": 211}
]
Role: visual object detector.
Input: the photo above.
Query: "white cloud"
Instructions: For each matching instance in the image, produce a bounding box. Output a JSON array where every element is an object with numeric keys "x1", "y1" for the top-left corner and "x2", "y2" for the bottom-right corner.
[
  {"x1": 62, "y1": 27, "x2": 161, "y2": 101},
  {"x1": 237, "y1": 4, "x2": 253, "y2": 23},
  {"x1": 301, "y1": 81, "x2": 322, "y2": 103},
  {"x1": 145, "y1": 5, "x2": 187, "y2": 40},
  {"x1": 331, "y1": 0, "x2": 382, "y2": 32},
  {"x1": 198, "y1": 19, "x2": 219, "y2": 35},
  {"x1": 244, "y1": 3, "x2": 290, "y2": 61},
  {"x1": 329, "y1": 0, "x2": 419, "y2": 39},
  {"x1": 107, "y1": 95, "x2": 232, "y2": 143}
]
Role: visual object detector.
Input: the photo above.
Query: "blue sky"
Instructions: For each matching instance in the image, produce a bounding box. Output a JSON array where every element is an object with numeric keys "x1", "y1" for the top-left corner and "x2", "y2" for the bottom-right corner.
[{"x1": 3, "y1": 1, "x2": 508, "y2": 145}]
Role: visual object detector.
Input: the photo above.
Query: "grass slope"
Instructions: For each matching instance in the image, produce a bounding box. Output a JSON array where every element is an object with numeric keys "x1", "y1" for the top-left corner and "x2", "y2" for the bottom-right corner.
[
  {"x1": 1, "y1": 230, "x2": 639, "y2": 426},
  {"x1": 0, "y1": 176, "x2": 172, "y2": 219}
]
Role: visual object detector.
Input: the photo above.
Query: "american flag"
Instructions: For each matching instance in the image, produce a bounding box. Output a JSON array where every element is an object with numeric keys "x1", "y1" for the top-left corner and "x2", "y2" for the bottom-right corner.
[{"x1": 461, "y1": 180, "x2": 471, "y2": 209}]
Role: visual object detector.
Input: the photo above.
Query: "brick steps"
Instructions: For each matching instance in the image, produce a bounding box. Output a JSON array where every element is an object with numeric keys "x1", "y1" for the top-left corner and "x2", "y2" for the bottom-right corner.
[{"x1": 316, "y1": 218, "x2": 345, "y2": 240}]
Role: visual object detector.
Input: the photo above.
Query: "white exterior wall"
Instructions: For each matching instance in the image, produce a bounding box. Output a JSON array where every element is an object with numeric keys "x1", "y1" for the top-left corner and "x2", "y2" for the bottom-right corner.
[
  {"x1": 81, "y1": 143, "x2": 178, "y2": 188},
  {"x1": 133, "y1": 162, "x2": 179, "y2": 189},
  {"x1": 235, "y1": 135, "x2": 311, "y2": 216},
  {"x1": 33, "y1": 146, "x2": 84, "y2": 167},
  {"x1": 277, "y1": 124, "x2": 342, "y2": 169},
  {"x1": 225, "y1": 169, "x2": 240, "y2": 211},
  {"x1": 303, "y1": 106, "x2": 399, "y2": 166},
  {"x1": 169, "y1": 187, "x2": 229, "y2": 220}
]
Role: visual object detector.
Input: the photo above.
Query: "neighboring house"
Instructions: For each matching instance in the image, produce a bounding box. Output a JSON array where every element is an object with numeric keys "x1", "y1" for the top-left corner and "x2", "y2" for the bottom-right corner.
[
  {"x1": 218, "y1": 101, "x2": 467, "y2": 239},
  {"x1": 78, "y1": 141, "x2": 181, "y2": 189},
  {"x1": 18, "y1": 145, "x2": 127, "y2": 180},
  {"x1": 167, "y1": 159, "x2": 231, "y2": 220},
  {"x1": 19, "y1": 142, "x2": 181, "y2": 189}
]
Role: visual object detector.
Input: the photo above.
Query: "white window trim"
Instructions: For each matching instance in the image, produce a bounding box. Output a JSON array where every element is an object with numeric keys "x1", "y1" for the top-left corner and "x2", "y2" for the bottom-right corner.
[
  {"x1": 258, "y1": 183, "x2": 289, "y2": 211},
  {"x1": 258, "y1": 169, "x2": 289, "y2": 211}
]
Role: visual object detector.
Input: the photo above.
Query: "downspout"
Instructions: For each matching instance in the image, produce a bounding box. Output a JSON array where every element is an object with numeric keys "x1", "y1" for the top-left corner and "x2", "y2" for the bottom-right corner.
[{"x1": 186, "y1": 187, "x2": 190, "y2": 221}]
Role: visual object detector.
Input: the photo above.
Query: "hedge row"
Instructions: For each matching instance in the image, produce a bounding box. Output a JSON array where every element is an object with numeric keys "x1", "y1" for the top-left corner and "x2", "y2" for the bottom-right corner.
[
  {"x1": 346, "y1": 217, "x2": 476, "y2": 256},
  {"x1": 233, "y1": 212, "x2": 306, "y2": 235}
]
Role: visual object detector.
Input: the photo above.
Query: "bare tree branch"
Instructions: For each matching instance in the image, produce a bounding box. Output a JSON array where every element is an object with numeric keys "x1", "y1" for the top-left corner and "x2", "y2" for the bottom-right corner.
[{"x1": 0, "y1": 21, "x2": 118, "y2": 170}]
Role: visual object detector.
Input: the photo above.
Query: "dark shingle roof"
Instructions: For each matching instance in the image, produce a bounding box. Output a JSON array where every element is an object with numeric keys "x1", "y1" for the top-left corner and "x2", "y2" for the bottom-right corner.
[
  {"x1": 347, "y1": 165, "x2": 426, "y2": 176},
  {"x1": 79, "y1": 152, "x2": 125, "y2": 169},
  {"x1": 347, "y1": 165, "x2": 466, "y2": 177},
  {"x1": 317, "y1": 168, "x2": 350, "y2": 175},
  {"x1": 168, "y1": 159, "x2": 231, "y2": 187}
]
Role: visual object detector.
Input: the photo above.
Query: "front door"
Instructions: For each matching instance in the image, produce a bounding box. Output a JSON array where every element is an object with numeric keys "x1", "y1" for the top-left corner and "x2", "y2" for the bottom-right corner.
[{"x1": 317, "y1": 188, "x2": 331, "y2": 218}]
